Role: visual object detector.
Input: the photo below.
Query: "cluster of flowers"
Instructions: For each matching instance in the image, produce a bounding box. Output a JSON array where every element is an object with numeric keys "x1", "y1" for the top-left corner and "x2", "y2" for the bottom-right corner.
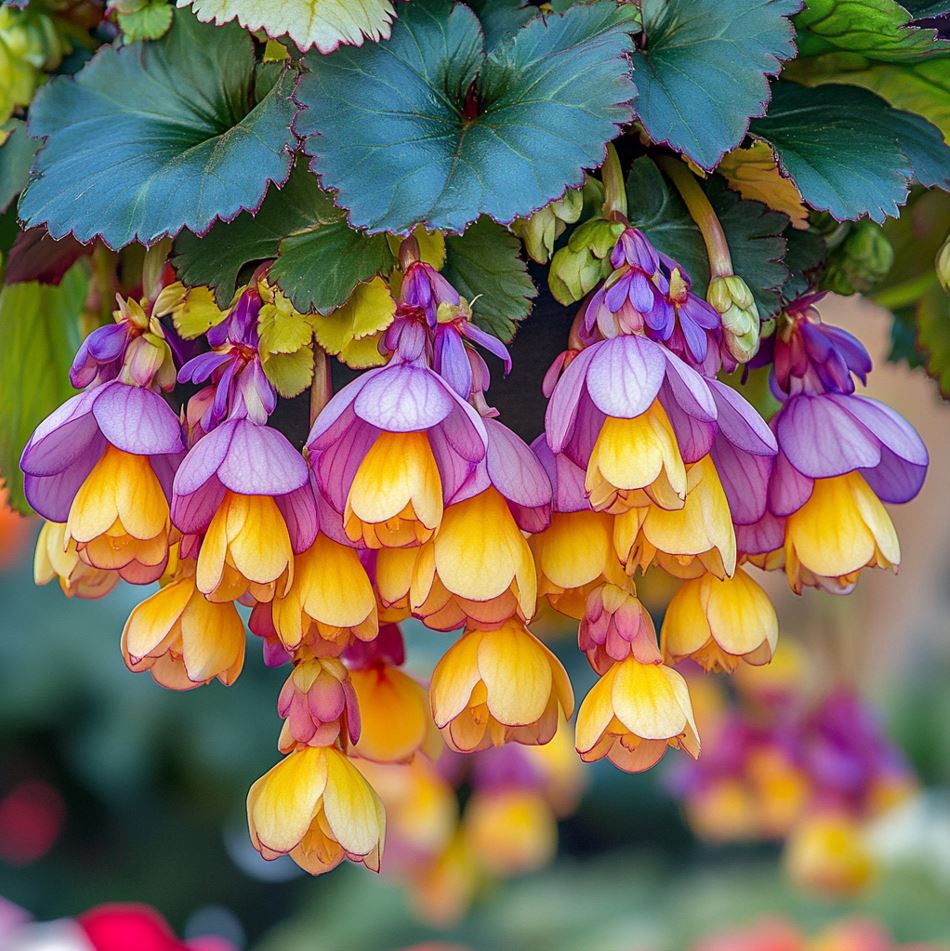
[
  {"x1": 669, "y1": 646, "x2": 915, "y2": 896},
  {"x1": 20, "y1": 218, "x2": 927, "y2": 879}
]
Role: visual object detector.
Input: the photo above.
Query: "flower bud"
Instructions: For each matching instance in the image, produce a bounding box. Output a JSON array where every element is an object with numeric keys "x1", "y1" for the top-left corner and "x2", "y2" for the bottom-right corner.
[
  {"x1": 277, "y1": 657, "x2": 361, "y2": 752},
  {"x1": 937, "y1": 233, "x2": 950, "y2": 295},
  {"x1": 823, "y1": 222, "x2": 894, "y2": 295},
  {"x1": 578, "y1": 583, "x2": 660, "y2": 675},
  {"x1": 548, "y1": 218, "x2": 625, "y2": 304},
  {"x1": 511, "y1": 188, "x2": 583, "y2": 264},
  {"x1": 708, "y1": 274, "x2": 760, "y2": 363}
]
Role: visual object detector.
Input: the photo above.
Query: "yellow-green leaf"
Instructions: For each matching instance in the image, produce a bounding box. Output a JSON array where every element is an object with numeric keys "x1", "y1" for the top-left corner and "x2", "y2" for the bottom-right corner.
[
  {"x1": 718, "y1": 142, "x2": 810, "y2": 230},
  {"x1": 154, "y1": 283, "x2": 228, "y2": 339},
  {"x1": 262, "y1": 345, "x2": 315, "y2": 398},
  {"x1": 176, "y1": 0, "x2": 397, "y2": 54},
  {"x1": 258, "y1": 288, "x2": 317, "y2": 355},
  {"x1": 313, "y1": 277, "x2": 394, "y2": 361}
]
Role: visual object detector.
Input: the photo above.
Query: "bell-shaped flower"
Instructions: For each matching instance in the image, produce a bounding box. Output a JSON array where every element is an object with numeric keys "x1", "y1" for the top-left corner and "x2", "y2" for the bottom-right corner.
[
  {"x1": 578, "y1": 583, "x2": 661, "y2": 675},
  {"x1": 260, "y1": 526, "x2": 378, "y2": 655},
  {"x1": 429, "y1": 619, "x2": 574, "y2": 753},
  {"x1": 575, "y1": 656, "x2": 700, "y2": 772},
  {"x1": 171, "y1": 417, "x2": 317, "y2": 602},
  {"x1": 345, "y1": 626, "x2": 440, "y2": 763},
  {"x1": 307, "y1": 338, "x2": 488, "y2": 549},
  {"x1": 247, "y1": 745, "x2": 385, "y2": 875},
  {"x1": 121, "y1": 566, "x2": 245, "y2": 689},
  {"x1": 277, "y1": 656, "x2": 361, "y2": 752},
  {"x1": 409, "y1": 417, "x2": 550, "y2": 630},
  {"x1": 34, "y1": 520, "x2": 119, "y2": 599},
  {"x1": 613, "y1": 454, "x2": 737, "y2": 580},
  {"x1": 661, "y1": 567, "x2": 778, "y2": 672},
  {"x1": 21, "y1": 381, "x2": 184, "y2": 583}
]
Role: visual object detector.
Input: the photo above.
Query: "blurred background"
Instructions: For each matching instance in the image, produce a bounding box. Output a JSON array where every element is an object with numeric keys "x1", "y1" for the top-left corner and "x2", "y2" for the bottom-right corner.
[{"x1": 2, "y1": 295, "x2": 949, "y2": 951}]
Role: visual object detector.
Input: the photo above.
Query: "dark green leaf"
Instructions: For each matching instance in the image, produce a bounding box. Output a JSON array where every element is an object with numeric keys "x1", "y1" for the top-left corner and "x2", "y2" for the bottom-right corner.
[
  {"x1": 632, "y1": 0, "x2": 800, "y2": 172},
  {"x1": 295, "y1": 0, "x2": 636, "y2": 234},
  {"x1": 0, "y1": 119, "x2": 37, "y2": 214},
  {"x1": 750, "y1": 81, "x2": 914, "y2": 223},
  {"x1": 442, "y1": 217, "x2": 536, "y2": 341},
  {"x1": 887, "y1": 107, "x2": 950, "y2": 190},
  {"x1": 19, "y1": 10, "x2": 299, "y2": 250},
  {"x1": 625, "y1": 157, "x2": 789, "y2": 317},
  {"x1": 888, "y1": 305, "x2": 926, "y2": 368},
  {"x1": 781, "y1": 225, "x2": 827, "y2": 303},
  {"x1": 466, "y1": 0, "x2": 537, "y2": 50},
  {"x1": 794, "y1": 0, "x2": 949, "y2": 63},
  {"x1": 0, "y1": 264, "x2": 87, "y2": 513},
  {"x1": 916, "y1": 282, "x2": 950, "y2": 397}
]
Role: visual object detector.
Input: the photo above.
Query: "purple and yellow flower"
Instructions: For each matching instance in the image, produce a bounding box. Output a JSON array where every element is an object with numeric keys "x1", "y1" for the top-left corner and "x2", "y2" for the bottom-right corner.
[
  {"x1": 575, "y1": 656, "x2": 700, "y2": 772},
  {"x1": 121, "y1": 564, "x2": 245, "y2": 689},
  {"x1": 429, "y1": 619, "x2": 574, "y2": 753},
  {"x1": 247, "y1": 745, "x2": 385, "y2": 875},
  {"x1": 277, "y1": 656, "x2": 361, "y2": 752},
  {"x1": 171, "y1": 417, "x2": 317, "y2": 602},
  {"x1": 306, "y1": 322, "x2": 488, "y2": 549},
  {"x1": 661, "y1": 567, "x2": 778, "y2": 671},
  {"x1": 21, "y1": 381, "x2": 184, "y2": 584}
]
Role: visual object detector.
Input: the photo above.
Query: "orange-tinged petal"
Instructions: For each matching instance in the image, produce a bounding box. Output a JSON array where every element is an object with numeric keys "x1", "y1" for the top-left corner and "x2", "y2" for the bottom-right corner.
[
  {"x1": 477, "y1": 622, "x2": 552, "y2": 726},
  {"x1": 114, "y1": 452, "x2": 169, "y2": 541},
  {"x1": 298, "y1": 535, "x2": 376, "y2": 628},
  {"x1": 67, "y1": 448, "x2": 119, "y2": 542},
  {"x1": 536, "y1": 511, "x2": 614, "y2": 590},
  {"x1": 430, "y1": 630, "x2": 485, "y2": 726},
  {"x1": 196, "y1": 497, "x2": 230, "y2": 595},
  {"x1": 226, "y1": 494, "x2": 293, "y2": 585},
  {"x1": 180, "y1": 593, "x2": 245, "y2": 684},
  {"x1": 321, "y1": 747, "x2": 385, "y2": 864},
  {"x1": 611, "y1": 659, "x2": 689, "y2": 742},
  {"x1": 575, "y1": 666, "x2": 617, "y2": 755},
  {"x1": 350, "y1": 666, "x2": 431, "y2": 763},
  {"x1": 122, "y1": 577, "x2": 192, "y2": 660},
  {"x1": 705, "y1": 567, "x2": 778, "y2": 657}
]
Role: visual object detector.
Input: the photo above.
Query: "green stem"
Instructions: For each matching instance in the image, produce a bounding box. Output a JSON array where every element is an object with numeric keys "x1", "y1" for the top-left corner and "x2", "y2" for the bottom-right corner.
[
  {"x1": 601, "y1": 142, "x2": 628, "y2": 221},
  {"x1": 657, "y1": 155, "x2": 733, "y2": 278},
  {"x1": 872, "y1": 273, "x2": 937, "y2": 311}
]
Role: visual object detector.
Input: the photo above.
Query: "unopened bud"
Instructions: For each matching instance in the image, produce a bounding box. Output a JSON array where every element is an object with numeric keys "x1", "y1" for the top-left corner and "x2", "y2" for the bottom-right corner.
[
  {"x1": 823, "y1": 222, "x2": 894, "y2": 295},
  {"x1": 708, "y1": 274, "x2": 759, "y2": 363},
  {"x1": 936, "y1": 233, "x2": 950, "y2": 295},
  {"x1": 512, "y1": 189, "x2": 583, "y2": 264},
  {"x1": 548, "y1": 218, "x2": 625, "y2": 304}
]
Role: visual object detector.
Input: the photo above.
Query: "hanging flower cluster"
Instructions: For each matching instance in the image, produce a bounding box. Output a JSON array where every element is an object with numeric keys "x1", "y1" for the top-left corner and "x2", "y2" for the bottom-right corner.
[
  {"x1": 668, "y1": 646, "x2": 915, "y2": 896},
  {"x1": 20, "y1": 209, "x2": 927, "y2": 881}
]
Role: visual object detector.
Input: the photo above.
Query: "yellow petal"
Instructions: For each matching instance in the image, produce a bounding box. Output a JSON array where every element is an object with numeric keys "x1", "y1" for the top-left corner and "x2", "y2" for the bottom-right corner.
[
  {"x1": 180, "y1": 593, "x2": 245, "y2": 683},
  {"x1": 122, "y1": 577, "x2": 193, "y2": 660},
  {"x1": 430, "y1": 630, "x2": 484, "y2": 726},
  {"x1": 226, "y1": 493, "x2": 294, "y2": 585},
  {"x1": 535, "y1": 511, "x2": 613, "y2": 590},
  {"x1": 659, "y1": 576, "x2": 710, "y2": 659},
  {"x1": 321, "y1": 748, "x2": 385, "y2": 861},
  {"x1": 477, "y1": 622, "x2": 552, "y2": 726},
  {"x1": 297, "y1": 535, "x2": 376, "y2": 628},
  {"x1": 705, "y1": 567, "x2": 778, "y2": 657},
  {"x1": 351, "y1": 666, "x2": 430, "y2": 763},
  {"x1": 610, "y1": 659, "x2": 689, "y2": 741},
  {"x1": 575, "y1": 667, "x2": 617, "y2": 755}
]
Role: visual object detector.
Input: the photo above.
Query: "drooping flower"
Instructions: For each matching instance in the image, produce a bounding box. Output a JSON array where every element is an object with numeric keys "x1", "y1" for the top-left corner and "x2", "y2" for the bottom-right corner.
[
  {"x1": 247, "y1": 745, "x2": 385, "y2": 875},
  {"x1": 345, "y1": 625, "x2": 440, "y2": 764},
  {"x1": 429, "y1": 619, "x2": 574, "y2": 753},
  {"x1": 34, "y1": 520, "x2": 119, "y2": 599},
  {"x1": 661, "y1": 567, "x2": 778, "y2": 672},
  {"x1": 577, "y1": 582, "x2": 660, "y2": 675},
  {"x1": 21, "y1": 381, "x2": 184, "y2": 583},
  {"x1": 575, "y1": 656, "x2": 700, "y2": 772},
  {"x1": 277, "y1": 656, "x2": 361, "y2": 752},
  {"x1": 121, "y1": 564, "x2": 245, "y2": 689},
  {"x1": 171, "y1": 417, "x2": 317, "y2": 602}
]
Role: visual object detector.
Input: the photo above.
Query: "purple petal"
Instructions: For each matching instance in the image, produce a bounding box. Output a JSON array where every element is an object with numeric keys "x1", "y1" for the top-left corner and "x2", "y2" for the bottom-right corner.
[
  {"x1": 660, "y1": 391, "x2": 715, "y2": 464},
  {"x1": 604, "y1": 273, "x2": 631, "y2": 313},
  {"x1": 545, "y1": 345, "x2": 598, "y2": 452},
  {"x1": 484, "y1": 418, "x2": 552, "y2": 531},
  {"x1": 435, "y1": 327, "x2": 473, "y2": 400},
  {"x1": 276, "y1": 483, "x2": 319, "y2": 553},
  {"x1": 172, "y1": 478, "x2": 226, "y2": 535},
  {"x1": 306, "y1": 367, "x2": 381, "y2": 451},
  {"x1": 461, "y1": 322, "x2": 512, "y2": 374},
  {"x1": 313, "y1": 417, "x2": 378, "y2": 514},
  {"x1": 708, "y1": 381, "x2": 776, "y2": 455},
  {"x1": 20, "y1": 388, "x2": 100, "y2": 476},
  {"x1": 217, "y1": 419, "x2": 309, "y2": 496},
  {"x1": 561, "y1": 391, "x2": 604, "y2": 471},
  {"x1": 437, "y1": 397, "x2": 489, "y2": 464},
  {"x1": 628, "y1": 271, "x2": 657, "y2": 314},
  {"x1": 768, "y1": 449, "x2": 815, "y2": 517},
  {"x1": 777, "y1": 395, "x2": 880, "y2": 479},
  {"x1": 177, "y1": 350, "x2": 231, "y2": 386},
  {"x1": 173, "y1": 420, "x2": 235, "y2": 497},
  {"x1": 712, "y1": 435, "x2": 772, "y2": 525},
  {"x1": 862, "y1": 450, "x2": 927, "y2": 505},
  {"x1": 736, "y1": 510, "x2": 785, "y2": 557},
  {"x1": 531, "y1": 436, "x2": 589, "y2": 514},
  {"x1": 437, "y1": 447, "x2": 489, "y2": 507},
  {"x1": 586, "y1": 335, "x2": 666, "y2": 419},
  {"x1": 660, "y1": 350, "x2": 716, "y2": 422},
  {"x1": 830, "y1": 395, "x2": 928, "y2": 466},
  {"x1": 354, "y1": 364, "x2": 454, "y2": 432},
  {"x1": 92, "y1": 383, "x2": 184, "y2": 455},
  {"x1": 23, "y1": 444, "x2": 103, "y2": 522}
]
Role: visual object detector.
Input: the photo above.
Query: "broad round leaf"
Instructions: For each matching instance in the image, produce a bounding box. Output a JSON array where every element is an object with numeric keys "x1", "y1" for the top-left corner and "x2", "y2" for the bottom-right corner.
[
  {"x1": 177, "y1": 0, "x2": 397, "y2": 54},
  {"x1": 294, "y1": 0, "x2": 636, "y2": 234},
  {"x1": 19, "y1": 10, "x2": 299, "y2": 250},
  {"x1": 632, "y1": 0, "x2": 800, "y2": 172}
]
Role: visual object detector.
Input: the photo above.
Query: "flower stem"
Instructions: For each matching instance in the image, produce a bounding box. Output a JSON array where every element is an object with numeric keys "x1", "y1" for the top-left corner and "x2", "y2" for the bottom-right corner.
[
  {"x1": 657, "y1": 156, "x2": 733, "y2": 278},
  {"x1": 601, "y1": 142, "x2": 628, "y2": 222},
  {"x1": 309, "y1": 345, "x2": 332, "y2": 428}
]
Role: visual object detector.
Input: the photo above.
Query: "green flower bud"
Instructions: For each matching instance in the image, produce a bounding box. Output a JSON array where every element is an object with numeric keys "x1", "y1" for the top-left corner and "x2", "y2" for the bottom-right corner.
[
  {"x1": 548, "y1": 218, "x2": 625, "y2": 305},
  {"x1": 822, "y1": 222, "x2": 894, "y2": 295},
  {"x1": 512, "y1": 188, "x2": 583, "y2": 264},
  {"x1": 936, "y1": 234, "x2": 950, "y2": 295},
  {"x1": 708, "y1": 274, "x2": 760, "y2": 363}
]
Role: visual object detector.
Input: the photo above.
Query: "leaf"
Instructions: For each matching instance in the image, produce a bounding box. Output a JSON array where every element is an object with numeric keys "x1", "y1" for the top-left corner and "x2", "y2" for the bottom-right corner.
[
  {"x1": 441, "y1": 217, "x2": 537, "y2": 341},
  {"x1": 781, "y1": 225, "x2": 827, "y2": 303},
  {"x1": 794, "y1": 0, "x2": 949, "y2": 63},
  {"x1": 117, "y1": 0, "x2": 174, "y2": 41},
  {"x1": 152, "y1": 282, "x2": 228, "y2": 339},
  {"x1": 294, "y1": 0, "x2": 636, "y2": 234},
  {"x1": 19, "y1": 10, "x2": 299, "y2": 250},
  {"x1": 0, "y1": 119, "x2": 36, "y2": 213},
  {"x1": 270, "y1": 199, "x2": 394, "y2": 315},
  {"x1": 631, "y1": 0, "x2": 800, "y2": 172},
  {"x1": 916, "y1": 282, "x2": 950, "y2": 397},
  {"x1": 177, "y1": 0, "x2": 397, "y2": 54},
  {"x1": 0, "y1": 265, "x2": 87, "y2": 513},
  {"x1": 4, "y1": 227, "x2": 90, "y2": 285},
  {"x1": 313, "y1": 276, "x2": 394, "y2": 367},
  {"x1": 750, "y1": 81, "x2": 917, "y2": 223},
  {"x1": 465, "y1": 0, "x2": 538, "y2": 51},
  {"x1": 625, "y1": 157, "x2": 790, "y2": 317},
  {"x1": 717, "y1": 142, "x2": 809, "y2": 229},
  {"x1": 262, "y1": 345, "x2": 314, "y2": 398}
]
